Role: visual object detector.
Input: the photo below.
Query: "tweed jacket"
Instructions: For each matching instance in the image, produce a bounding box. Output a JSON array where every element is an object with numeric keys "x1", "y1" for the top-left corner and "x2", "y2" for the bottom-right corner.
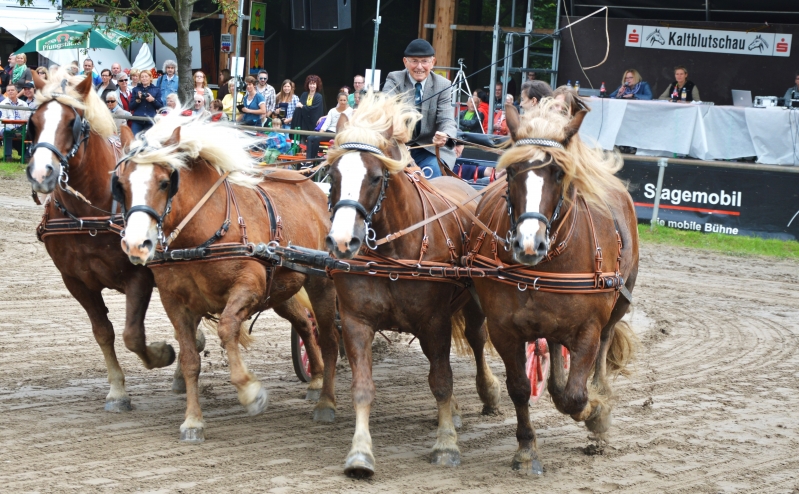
[{"x1": 382, "y1": 69, "x2": 458, "y2": 168}]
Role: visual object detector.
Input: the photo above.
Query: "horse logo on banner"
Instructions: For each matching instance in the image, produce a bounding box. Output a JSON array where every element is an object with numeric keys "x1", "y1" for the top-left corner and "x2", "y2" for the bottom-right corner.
[
  {"x1": 748, "y1": 35, "x2": 770, "y2": 53},
  {"x1": 646, "y1": 29, "x2": 666, "y2": 46}
]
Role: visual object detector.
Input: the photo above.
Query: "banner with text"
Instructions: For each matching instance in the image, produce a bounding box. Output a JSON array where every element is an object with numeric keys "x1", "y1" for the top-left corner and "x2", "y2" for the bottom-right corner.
[
  {"x1": 617, "y1": 159, "x2": 799, "y2": 240},
  {"x1": 625, "y1": 25, "x2": 792, "y2": 57}
]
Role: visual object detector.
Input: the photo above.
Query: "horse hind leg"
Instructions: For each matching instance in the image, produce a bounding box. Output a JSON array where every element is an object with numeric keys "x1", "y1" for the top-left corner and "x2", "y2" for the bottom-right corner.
[
  {"x1": 273, "y1": 293, "x2": 326, "y2": 403},
  {"x1": 61, "y1": 276, "x2": 130, "y2": 412},
  {"x1": 456, "y1": 300, "x2": 501, "y2": 415}
]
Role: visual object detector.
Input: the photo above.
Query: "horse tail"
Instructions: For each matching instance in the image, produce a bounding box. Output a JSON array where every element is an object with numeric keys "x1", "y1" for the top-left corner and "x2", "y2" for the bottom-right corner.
[
  {"x1": 201, "y1": 314, "x2": 255, "y2": 350},
  {"x1": 293, "y1": 287, "x2": 315, "y2": 319},
  {"x1": 450, "y1": 309, "x2": 471, "y2": 357},
  {"x1": 606, "y1": 320, "x2": 638, "y2": 378}
]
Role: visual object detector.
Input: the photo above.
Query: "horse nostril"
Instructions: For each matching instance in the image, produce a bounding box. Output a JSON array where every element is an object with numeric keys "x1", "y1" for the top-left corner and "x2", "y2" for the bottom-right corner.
[
  {"x1": 536, "y1": 240, "x2": 547, "y2": 254},
  {"x1": 324, "y1": 235, "x2": 336, "y2": 253},
  {"x1": 45, "y1": 164, "x2": 53, "y2": 177},
  {"x1": 141, "y1": 239, "x2": 153, "y2": 252},
  {"x1": 348, "y1": 236, "x2": 362, "y2": 254},
  {"x1": 513, "y1": 238, "x2": 523, "y2": 251}
]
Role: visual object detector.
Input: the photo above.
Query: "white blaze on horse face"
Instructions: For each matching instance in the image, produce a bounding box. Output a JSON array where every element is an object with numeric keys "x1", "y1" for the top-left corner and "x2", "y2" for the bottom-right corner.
[
  {"x1": 30, "y1": 103, "x2": 64, "y2": 183},
  {"x1": 329, "y1": 153, "x2": 368, "y2": 243},
  {"x1": 124, "y1": 164, "x2": 158, "y2": 255},
  {"x1": 517, "y1": 155, "x2": 547, "y2": 253}
]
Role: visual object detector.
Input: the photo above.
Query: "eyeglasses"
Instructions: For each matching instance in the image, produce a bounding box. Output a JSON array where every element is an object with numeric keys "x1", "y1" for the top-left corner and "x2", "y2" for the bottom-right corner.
[
  {"x1": 118, "y1": 79, "x2": 128, "y2": 82},
  {"x1": 106, "y1": 100, "x2": 117, "y2": 104},
  {"x1": 258, "y1": 78, "x2": 267, "y2": 81},
  {"x1": 406, "y1": 58, "x2": 433, "y2": 67}
]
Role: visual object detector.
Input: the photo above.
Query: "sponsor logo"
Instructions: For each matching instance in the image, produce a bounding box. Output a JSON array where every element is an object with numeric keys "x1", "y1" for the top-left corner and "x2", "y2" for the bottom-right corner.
[
  {"x1": 777, "y1": 38, "x2": 789, "y2": 53},
  {"x1": 626, "y1": 25, "x2": 791, "y2": 57},
  {"x1": 643, "y1": 183, "x2": 742, "y2": 208},
  {"x1": 627, "y1": 29, "x2": 639, "y2": 44}
]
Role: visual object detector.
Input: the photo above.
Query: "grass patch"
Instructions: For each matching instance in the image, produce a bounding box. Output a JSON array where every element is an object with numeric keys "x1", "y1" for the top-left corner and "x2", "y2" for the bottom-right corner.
[
  {"x1": 639, "y1": 224, "x2": 799, "y2": 259},
  {"x1": 0, "y1": 159, "x2": 26, "y2": 178}
]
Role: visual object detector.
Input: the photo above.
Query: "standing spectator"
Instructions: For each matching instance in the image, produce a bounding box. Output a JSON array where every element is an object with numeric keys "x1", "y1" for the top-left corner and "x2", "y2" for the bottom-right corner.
[
  {"x1": 458, "y1": 95, "x2": 485, "y2": 133},
  {"x1": 610, "y1": 69, "x2": 653, "y2": 100},
  {"x1": 193, "y1": 70, "x2": 212, "y2": 110},
  {"x1": 111, "y1": 63, "x2": 123, "y2": 81},
  {"x1": 658, "y1": 65, "x2": 699, "y2": 102},
  {"x1": 238, "y1": 76, "x2": 266, "y2": 126},
  {"x1": 1, "y1": 85, "x2": 30, "y2": 161},
  {"x1": 11, "y1": 54, "x2": 33, "y2": 86},
  {"x1": 783, "y1": 71, "x2": 799, "y2": 107},
  {"x1": 157, "y1": 60, "x2": 179, "y2": 99},
  {"x1": 493, "y1": 81, "x2": 504, "y2": 111},
  {"x1": 348, "y1": 74, "x2": 365, "y2": 107},
  {"x1": 255, "y1": 70, "x2": 276, "y2": 123},
  {"x1": 35, "y1": 67, "x2": 48, "y2": 80},
  {"x1": 306, "y1": 92, "x2": 353, "y2": 162},
  {"x1": 116, "y1": 73, "x2": 133, "y2": 116},
  {"x1": 222, "y1": 79, "x2": 243, "y2": 120},
  {"x1": 129, "y1": 68, "x2": 141, "y2": 87},
  {"x1": 80, "y1": 58, "x2": 102, "y2": 85},
  {"x1": 217, "y1": 69, "x2": 232, "y2": 100},
  {"x1": 274, "y1": 79, "x2": 299, "y2": 129},
  {"x1": 105, "y1": 93, "x2": 131, "y2": 134},
  {"x1": 1, "y1": 54, "x2": 14, "y2": 94},
  {"x1": 96, "y1": 69, "x2": 117, "y2": 101},
  {"x1": 210, "y1": 99, "x2": 228, "y2": 122},
  {"x1": 296, "y1": 74, "x2": 324, "y2": 133},
  {"x1": 519, "y1": 80, "x2": 553, "y2": 113},
  {"x1": 129, "y1": 70, "x2": 163, "y2": 134}
]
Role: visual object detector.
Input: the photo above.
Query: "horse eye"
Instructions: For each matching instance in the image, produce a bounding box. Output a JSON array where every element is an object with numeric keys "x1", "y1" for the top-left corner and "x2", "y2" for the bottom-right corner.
[
  {"x1": 555, "y1": 170, "x2": 565, "y2": 183},
  {"x1": 370, "y1": 175, "x2": 382, "y2": 186},
  {"x1": 159, "y1": 180, "x2": 169, "y2": 191},
  {"x1": 506, "y1": 167, "x2": 516, "y2": 179}
]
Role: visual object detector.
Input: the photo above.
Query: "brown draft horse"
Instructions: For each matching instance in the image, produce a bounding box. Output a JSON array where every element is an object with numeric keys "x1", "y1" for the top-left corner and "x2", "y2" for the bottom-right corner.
[
  {"x1": 24, "y1": 70, "x2": 179, "y2": 412},
  {"x1": 114, "y1": 113, "x2": 339, "y2": 442},
  {"x1": 466, "y1": 102, "x2": 639, "y2": 474},
  {"x1": 324, "y1": 92, "x2": 500, "y2": 477}
]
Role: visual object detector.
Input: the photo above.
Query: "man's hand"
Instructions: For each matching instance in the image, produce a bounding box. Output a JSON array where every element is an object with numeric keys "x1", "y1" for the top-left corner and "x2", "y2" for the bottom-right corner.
[{"x1": 432, "y1": 131, "x2": 448, "y2": 147}]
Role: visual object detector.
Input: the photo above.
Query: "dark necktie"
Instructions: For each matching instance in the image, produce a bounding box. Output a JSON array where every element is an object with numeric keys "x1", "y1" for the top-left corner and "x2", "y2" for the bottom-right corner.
[{"x1": 414, "y1": 82, "x2": 423, "y2": 139}]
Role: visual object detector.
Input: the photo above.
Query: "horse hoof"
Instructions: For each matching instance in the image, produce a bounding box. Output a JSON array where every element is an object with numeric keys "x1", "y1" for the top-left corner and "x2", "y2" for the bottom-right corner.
[
  {"x1": 104, "y1": 398, "x2": 132, "y2": 413},
  {"x1": 512, "y1": 458, "x2": 544, "y2": 476},
  {"x1": 180, "y1": 427, "x2": 205, "y2": 443},
  {"x1": 245, "y1": 386, "x2": 269, "y2": 416},
  {"x1": 313, "y1": 407, "x2": 335, "y2": 423},
  {"x1": 431, "y1": 449, "x2": 461, "y2": 467},
  {"x1": 148, "y1": 341, "x2": 176, "y2": 368},
  {"x1": 585, "y1": 406, "x2": 611, "y2": 435},
  {"x1": 172, "y1": 378, "x2": 187, "y2": 394},
  {"x1": 344, "y1": 452, "x2": 375, "y2": 479},
  {"x1": 452, "y1": 414, "x2": 463, "y2": 430},
  {"x1": 305, "y1": 388, "x2": 321, "y2": 401},
  {"x1": 481, "y1": 405, "x2": 501, "y2": 416}
]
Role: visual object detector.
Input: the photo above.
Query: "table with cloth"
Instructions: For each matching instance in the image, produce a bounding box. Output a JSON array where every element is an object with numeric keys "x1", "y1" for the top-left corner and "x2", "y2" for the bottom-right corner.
[{"x1": 578, "y1": 98, "x2": 799, "y2": 166}]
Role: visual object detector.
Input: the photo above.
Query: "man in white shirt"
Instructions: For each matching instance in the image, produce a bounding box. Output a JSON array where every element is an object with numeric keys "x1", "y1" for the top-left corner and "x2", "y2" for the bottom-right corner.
[{"x1": 1, "y1": 84, "x2": 31, "y2": 161}]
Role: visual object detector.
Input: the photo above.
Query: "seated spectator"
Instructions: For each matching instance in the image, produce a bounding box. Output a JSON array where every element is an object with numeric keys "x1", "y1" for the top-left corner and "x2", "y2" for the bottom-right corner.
[
  {"x1": 159, "y1": 93, "x2": 181, "y2": 115},
  {"x1": 222, "y1": 79, "x2": 243, "y2": 120},
  {"x1": 273, "y1": 79, "x2": 299, "y2": 129},
  {"x1": 190, "y1": 94, "x2": 210, "y2": 118},
  {"x1": 783, "y1": 71, "x2": 799, "y2": 107},
  {"x1": 305, "y1": 91, "x2": 352, "y2": 162},
  {"x1": 129, "y1": 70, "x2": 163, "y2": 134},
  {"x1": 339, "y1": 86, "x2": 350, "y2": 95},
  {"x1": 210, "y1": 99, "x2": 228, "y2": 122},
  {"x1": 610, "y1": 69, "x2": 653, "y2": 100},
  {"x1": 352, "y1": 89, "x2": 366, "y2": 109},
  {"x1": 157, "y1": 60, "x2": 179, "y2": 99},
  {"x1": 80, "y1": 58, "x2": 102, "y2": 86},
  {"x1": 1, "y1": 84, "x2": 31, "y2": 161},
  {"x1": 348, "y1": 75, "x2": 365, "y2": 107},
  {"x1": 458, "y1": 95, "x2": 486, "y2": 133},
  {"x1": 10, "y1": 53, "x2": 33, "y2": 86},
  {"x1": 105, "y1": 94, "x2": 131, "y2": 133},
  {"x1": 475, "y1": 90, "x2": 490, "y2": 133},
  {"x1": 658, "y1": 65, "x2": 699, "y2": 102},
  {"x1": 553, "y1": 85, "x2": 589, "y2": 117},
  {"x1": 19, "y1": 82, "x2": 36, "y2": 109},
  {"x1": 519, "y1": 79, "x2": 553, "y2": 113},
  {"x1": 238, "y1": 75, "x2": 266, "y2": 126},
  {"x1": 96, "y1": 69, "x2": 117, "y2": 101},
  {"x1": 264, "y1": 118, "x2": 291, "y2": 154},
  {"x1": 1, "y1": 54, "x2": 14, "y2": 94},
  {"x1": 35, "y1": 67, "x2": 48, "y2": 80}
]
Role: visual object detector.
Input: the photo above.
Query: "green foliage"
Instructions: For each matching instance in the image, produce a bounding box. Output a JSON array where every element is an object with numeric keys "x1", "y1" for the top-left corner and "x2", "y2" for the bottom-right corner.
[
  {"x1": 0, "y1": 159, "x2": 26, "y2": 178},
  {"x1": 639, "y1": 224, "x2": 799, "y2": 259}
]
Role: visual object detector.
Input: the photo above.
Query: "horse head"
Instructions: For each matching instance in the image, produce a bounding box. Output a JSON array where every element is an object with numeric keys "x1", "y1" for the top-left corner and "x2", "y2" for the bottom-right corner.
[
  {"x1": 501, "y1": 103, "x2": 586, "y2": 265},
  {"x1": 646, "y1": 29, "x2": 665, "y2": 46},
  {"x1": 748, "y1": 35, "x2": 769, "y2": 52}
]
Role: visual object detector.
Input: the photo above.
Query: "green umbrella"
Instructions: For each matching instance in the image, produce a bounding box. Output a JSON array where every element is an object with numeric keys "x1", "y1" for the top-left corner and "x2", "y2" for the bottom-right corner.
[{"x1": 14, "y1": 24, "x2": 132, "y2": 53}]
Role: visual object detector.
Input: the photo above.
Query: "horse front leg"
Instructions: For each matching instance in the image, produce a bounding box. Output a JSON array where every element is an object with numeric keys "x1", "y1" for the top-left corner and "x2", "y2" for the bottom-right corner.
[
  {"x1": 121, "y1": 269, "x2": 177, "y2": 370},
  {"x1": 163, "y1": 306, "x2": 205, "y2": 442},
  {"x1": 303, "y1": 276, "x2": 339, "y2": 423},
  {"x1": 461, "y1": 299, "x2": 501, "y2": 415},
  {"x1": 547, "y1": 340, "x2": 568, "y2": 404},
  {"x1": 61, "y1": 275, "x2": 130, "y2": 412},
  {"x1": 560, "y1": 326, "x2": 603, "y2": 426},
  {"x1": 341, "y1": 314, "x2": 376, "y2": 478},
  {"x1": 491, "y1": 325, "x2": 543, "y2": 475},
  {"x1": 171, "y1": 325, "x2": 206, "y2": 394}
]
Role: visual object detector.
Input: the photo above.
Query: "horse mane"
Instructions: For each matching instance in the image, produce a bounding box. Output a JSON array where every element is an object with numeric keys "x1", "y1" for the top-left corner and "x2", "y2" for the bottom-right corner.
[
  {"x1": 34, "y1": 68, "x2": 117, "y2": 140},
  {"x1": 497, "y1": 98, "x2": 627, "y2": 213},
  {"x1": 326, "y1": 91, "x2": 421, "y2": 174},
  {"x1": 126, "y1": 110, "x2": 262, "y2": 188}
]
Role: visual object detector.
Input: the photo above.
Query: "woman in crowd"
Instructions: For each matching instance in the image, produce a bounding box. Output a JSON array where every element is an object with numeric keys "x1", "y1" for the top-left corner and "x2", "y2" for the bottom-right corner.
[
  {"x1": 210, "y1": 99, "x2": 228, "y2": 122},
  {"x1": 353, "y1": 89, "x2": 365, "y2": 109},
  {"x1": 296, "y1": 74, "x2": 324, "y2": 133},
  {"x1": 305, "y1": 91, "x2": 353, "y2": 163},
  {"x1": 222, "y1": 79, "x2": 243, "y2": 120},
  {"x1": 129, "y1": 68, "x2": 141, "y2": 87},
  {"x1": 610, "y1": 69, "x2": 653, "y2": 100},
  {"x1": 193, "y1": 70, "x2": 212, "y2": 110},
  {"x1": 238, "y1": 75, "x2": 266, "y2": 126},
  {"x1": 11, "y1": 53, "x2": 32, "y2": 85},
  {"x1": 129, "y1": 70, "x2": 163, "y2": 134},
  {"x1": 159, "y1": 93, "x2": 181, "y2": 115},
  {"x1": 553, "y1": 85, "x2": 589, "y2": 117},
  {"x1": 117, "y1": 73, "x2": 132, "y2": 114},
  {"x1": 96, "y1": 69, "x2": 116, "y2": 101},
  {"x1": 217, "y1": 69, "x2": 231, "y2": 100},
  {"x1": 519, "y1": 80, "x2": 553, "y2": 113},
  {"x1": 274, "y1": 79, "x2": 299, "y2": 129},
  {"x1": 35, "y1": 67, "x2": 48, "y2": 80},
  {"x1": 458, "y1": 95, "x2": 486, "y2": 133},
  {"x1": 659, "y1": 65, "x2": 700, "y2": 102},
  {"x1": 105, "y1": 93, "x2": 131, "y2": 134}
]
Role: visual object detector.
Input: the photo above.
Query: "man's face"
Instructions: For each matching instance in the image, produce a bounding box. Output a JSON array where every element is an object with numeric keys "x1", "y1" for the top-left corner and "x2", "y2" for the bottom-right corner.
[
  {"x1": 258, "y1": 74, "x2": 267, "y2": 86},
  {"x1": 353, "y1": 77, "x2": 365, "y2": 90},
  {"x1": 102, "y1": 72, "x2": 111, "y2": 83},
  {"x1": 6, "y1": 86, "x2": 18, "y2": 101},
  {"x1": 23, "y1": 87, "x2": 33, "y2": 99},
  {"x1": 106, "y1": 97, "x2": 117, "y2": 108},
  {"x1": 403, "y1": 57, "x2": 435, "y2": 82},
  {"x1": 83, "y1": 60, "x2": 93, "y2": 72},
  {"x1": 794, "y1": 75, "x2": 799, "y2": 87},
  {"x1": 111, "y1": 63, "x2": 121, "y2": 75},
  {"x1": 495, "y1": 85, "x2": 502, "y2": 98},
  {"x1": 194, "y1": 97, "x2": 204, "y2": 109},
  {"x1": 166, "y1": 65, "x2": 176, "y2": 76}
]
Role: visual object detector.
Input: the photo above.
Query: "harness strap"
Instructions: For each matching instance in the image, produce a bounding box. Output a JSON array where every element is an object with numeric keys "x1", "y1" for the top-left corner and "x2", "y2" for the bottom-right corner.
[{"x1": 163, "y1": 171, "x2": 230, "y2": 247}]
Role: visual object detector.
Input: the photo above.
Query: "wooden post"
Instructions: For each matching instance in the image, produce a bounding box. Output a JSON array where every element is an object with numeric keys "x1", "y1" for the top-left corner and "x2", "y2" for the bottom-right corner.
[
  {"x1": 432, "y1": 0, "x2": 455, "y2": 67},
  {"x1": 418, "y1": 0, "x2": 431, "y2": 40}
]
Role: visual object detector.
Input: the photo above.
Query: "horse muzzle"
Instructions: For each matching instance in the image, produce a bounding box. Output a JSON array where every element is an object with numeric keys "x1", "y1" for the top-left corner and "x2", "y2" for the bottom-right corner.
[
  {"x1": 511, "y1": 230, "x2": 549, "y2": 266},
  {"x1": 120, "y1": 234, "x2": 156, "y2": 265},
  {"x1": 26, "y1": 160, "x2": 58, "y2": 194},
  {"x1": 325, "y1": 231, "x2": 363, "y2": 260}
]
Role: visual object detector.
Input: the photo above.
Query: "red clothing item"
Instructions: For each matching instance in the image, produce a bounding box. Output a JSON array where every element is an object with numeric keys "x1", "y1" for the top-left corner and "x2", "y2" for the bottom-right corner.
[{"x1": 478, "y1": 101, "x2": 490, "y2": 133}]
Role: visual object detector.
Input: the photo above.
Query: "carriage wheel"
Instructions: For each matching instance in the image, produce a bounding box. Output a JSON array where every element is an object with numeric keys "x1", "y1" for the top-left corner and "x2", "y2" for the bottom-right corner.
[
  {"x1": 291, "y1": 309, "x2": 317, "y2": 383},
  {"x1": 526, "y1": 339, "x2": 550, "y2": 404}
]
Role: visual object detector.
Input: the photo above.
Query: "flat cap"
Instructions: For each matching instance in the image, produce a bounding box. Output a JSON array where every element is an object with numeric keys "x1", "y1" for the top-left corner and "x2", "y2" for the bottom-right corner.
[{"x1": 404, "y1": 39, "x2": 435, "y2": 57}]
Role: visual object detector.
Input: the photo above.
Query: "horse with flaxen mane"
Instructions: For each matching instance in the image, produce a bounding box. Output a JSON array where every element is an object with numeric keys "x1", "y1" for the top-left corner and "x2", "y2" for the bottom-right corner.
[
  {"x1": 324, "y1": 91, "x2": 501, "y2": 478},
  {"x1": 114, "y1": 112, "x2": 338, "y2": 442},
  {"x1": 24, "y1": 69, "x2": 182, "y2": 412},
  {"x1": 465, "y1": 101, "x2": 639, "y2": 474}
]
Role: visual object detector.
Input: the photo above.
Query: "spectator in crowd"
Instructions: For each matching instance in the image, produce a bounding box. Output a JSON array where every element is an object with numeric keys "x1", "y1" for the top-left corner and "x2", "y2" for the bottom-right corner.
[
  {"x1": 210, "y1": 99, "x2": 228, "y2": 122},
  {"x1": 80, "y1": 58, "x2": 102, "y2": 85},
  {"x1": 353, "y1": 89, "x2": 365, "y2": 108},
  {"x1": 339, "y1": 86, "x2": 350, "y2": 95},
  {"x1": 157, "y1": 60, "x2": 179, "y2": 99},
  {"x1": 68, "y1": 60, "x2": 80, "y2": 76},
  {"x1": 553, "y1": 85, "x2": 588, "y2": 117},
  {"x1": 159, "y1": 93, "x2": 181, "y2": 116},
  {"x1": 238, "y1": 75, "x2": 266, "y2": 126},
  {"x1": 96, "y1": 69, "x2": 117, "y2": 101},
  {"x1": 255, "y1": 70, "x2": 276, "y2": 123},
  {"x1": 35, "y1": 67, "x2": 48, "y2": 80},
  {"x1": 348, "y1": 75, "x2": 365, "y2": 107},
  {"x1": 129, "y1": 68, "x2": 141, "y2": 87},
  {"x1": 382, "y1": 39, "x2": 457, "y2": 178},
  {"x1": 306, "y1": 91, "x2": 353, "y2": 163},
  {"x1": 191, "y1": 94, "x2": 210, "y2": 118},
  {"x1": 493, "y1": 81, "x2": 504, "y2": 110},
  {"x1": 129, "y1": 70, "x2": 163, "y2": 134},
  {"x1": 525, "y1": 71, "x2": 537, "y2": 81},
  {"x1": 1, "y1": 54, "x2": 14, "y2": 94},
  {"x1": 474, "y1": 90, "x2": 491, "y2": 133},
  {"x1": 18, "y1": 82, "x2": 36, "y2": 109},
  {"x1": 610, "y1": 69, "x2": 653, "y2": 100},
  {"x1": 519, "y1": 79, "x2": 553, "y2": 113},
  {"x1": 116, "y1": 73, "x2": 133, "y2": 114},
  {"x1": 296, "y1": 74, "x2": 324, "y2": 133},
  {"x1": 111, "y1": 63, "x2": 123, "y2": 81},
  {"x1": 218, "y1": 69, "x2": 232, "y2": 100},
  {"x1": 11, "y1": 54, "x2": 33, "y2": 86},
  {"x1": 105, "y1": 93, "x2": 131, "y2": 133},
  {"x1": 783, "y1": 71, "x2": 799, "y2": 107},
  {"x1": 1, "y1": 84, "x2": 30, "y2": 161},
  {"x1": 222, "y1": 79, "x2": 243, "y2": 120},
  {"x1": 458, "y1": 95, "x2": 486, "y2": 133},
  {"x1": 274, "y1": 79, "x2": 299, "y2": 129},
  {"x1": 193, "y1": 70, "x2": 212, "y2": 110},
  {"x1": 659, "y1": 65, "x2": 699, "y2": 102}
]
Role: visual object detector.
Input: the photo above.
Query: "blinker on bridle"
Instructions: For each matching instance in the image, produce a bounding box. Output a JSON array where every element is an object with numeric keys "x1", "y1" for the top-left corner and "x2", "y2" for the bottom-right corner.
[
  {"x1": 330, "y1": 142, "x2": 391, "y2": 250},
  {"x1": 504, "y1": 138, "x2": 566, "y2": 248}
]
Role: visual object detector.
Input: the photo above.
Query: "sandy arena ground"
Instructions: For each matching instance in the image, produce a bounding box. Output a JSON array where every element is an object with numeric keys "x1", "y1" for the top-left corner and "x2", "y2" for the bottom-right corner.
[{"x1": 0, "y1": 175, "x2": 798, "y2": 493}]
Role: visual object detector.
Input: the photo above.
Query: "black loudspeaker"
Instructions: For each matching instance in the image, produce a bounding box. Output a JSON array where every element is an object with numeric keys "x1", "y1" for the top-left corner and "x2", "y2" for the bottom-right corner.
[
  {"x1": 310, "y1": 0, "x2": 352, "y2": 30},
  {"x1": 291, "y1": 0, "x2": 309, "y2": 30}
]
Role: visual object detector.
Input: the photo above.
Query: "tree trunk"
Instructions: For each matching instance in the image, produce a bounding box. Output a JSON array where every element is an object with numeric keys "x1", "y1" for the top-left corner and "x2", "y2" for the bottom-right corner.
[{"x1": 176, "y1": 0, "x2": 194, "y2": 106}]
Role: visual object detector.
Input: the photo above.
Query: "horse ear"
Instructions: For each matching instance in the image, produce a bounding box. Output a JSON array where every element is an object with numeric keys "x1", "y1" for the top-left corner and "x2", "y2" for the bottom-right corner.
[
  {"x1": 32, "y1": 71, "x2": 45, "y2": 90},
  {"x1": 75, "y1": 74, "x2": 93, "y2": 97},
  {"x1": 163, "y1": 126, "x2": 181, "y2": 148},
  {"x1": 563, "y1": 109, "x2": 588, "y2": 144},
  {"x1": 382, "y1": 124, "x2": 394, "y2": 140},
  {"x1": 504, "y1": 104, "x2": 521, "y2": 141},
  {"x1": 336, "y1": 112, "x2": 349, "y2": 133}
]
